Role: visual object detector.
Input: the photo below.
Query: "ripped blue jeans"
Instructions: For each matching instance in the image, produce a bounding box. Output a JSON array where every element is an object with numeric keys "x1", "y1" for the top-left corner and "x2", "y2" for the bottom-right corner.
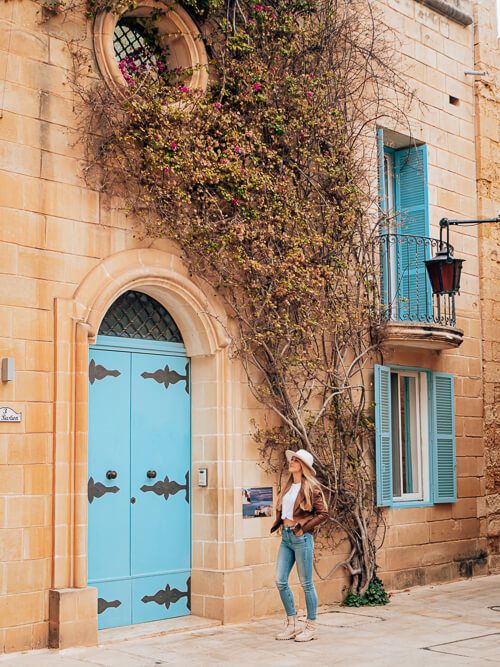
[{"x1": 275, "y1": 526, "x2": 317, "y2": 620}]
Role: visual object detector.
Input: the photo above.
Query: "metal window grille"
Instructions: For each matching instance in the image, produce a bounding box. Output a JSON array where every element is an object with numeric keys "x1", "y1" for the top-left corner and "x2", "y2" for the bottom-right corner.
[
  {"x1": 99, "y1": 290, "x2": 183, "y2": 342},
  {"x1": 113, "y1": 17, "x2": 160, "y2": 72}
]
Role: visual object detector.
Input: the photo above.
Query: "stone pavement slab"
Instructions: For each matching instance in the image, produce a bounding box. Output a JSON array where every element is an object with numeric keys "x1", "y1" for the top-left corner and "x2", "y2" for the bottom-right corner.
[{"x1": 1, "y1": 575, "x2": 499, "y2": 667}]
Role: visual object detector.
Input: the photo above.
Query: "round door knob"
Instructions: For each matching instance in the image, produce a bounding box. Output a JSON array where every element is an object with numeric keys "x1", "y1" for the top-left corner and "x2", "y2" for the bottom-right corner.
[
  {"x1": 106, "y1": 470, "x2": 117, "y2": 480},
  {"x1": 147, "y1": 470, "x2": 157, "y2": 479},
  {"x1": 130, "y1": 496, "x2": 136, "y2": 504}
]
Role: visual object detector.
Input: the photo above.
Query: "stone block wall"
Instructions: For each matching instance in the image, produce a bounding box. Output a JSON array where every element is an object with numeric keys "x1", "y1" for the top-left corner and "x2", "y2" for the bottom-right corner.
[
  {"x1": 369, "y1": 0, "x2": 488, "y2": 592},
  {"x1": 0, "y1": 0, "x2": 496, "y2": 654},
  {"x1": 473, "y1": 0, "x2": 500, "y2": 573}
]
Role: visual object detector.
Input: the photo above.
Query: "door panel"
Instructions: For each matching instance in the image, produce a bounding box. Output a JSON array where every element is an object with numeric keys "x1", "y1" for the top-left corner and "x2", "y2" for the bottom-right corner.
[
  {"x1": 130, "y1": 353, "x2": 191, "y2": 579},
  {"x1": 88, "y1": 344, "x2": 191, "y2": 630},
  {"x1": 88, "y1": 350, "x2": 131, "y2": 583},
  {"x1": 132, "y1": 572, "x2": 191, "y2": 625},
  {"x1": 95, "y1": 579, "x2": 132, "y2": 630}
]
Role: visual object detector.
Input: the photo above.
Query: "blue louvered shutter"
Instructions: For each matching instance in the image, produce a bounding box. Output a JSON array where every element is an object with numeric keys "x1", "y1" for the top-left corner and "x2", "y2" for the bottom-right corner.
[
  {"x1": 394, "y1": 145, "x2": 432, "y2": 322},
  {"x1": 374, "y1": 364, "x2": 393, "y2": 506},
  {"x1": 431, "y1": 373, "x2": 456, "y2": 503}
]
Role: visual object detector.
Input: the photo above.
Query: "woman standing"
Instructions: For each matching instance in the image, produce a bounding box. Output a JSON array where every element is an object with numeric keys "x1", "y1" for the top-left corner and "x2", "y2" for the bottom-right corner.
[{"x1": 270, "y1": 449, "x2": 328, "y2": 642}]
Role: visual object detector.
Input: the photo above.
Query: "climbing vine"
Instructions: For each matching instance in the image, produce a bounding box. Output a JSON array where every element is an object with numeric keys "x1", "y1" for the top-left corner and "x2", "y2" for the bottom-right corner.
[{"x1": 68, "y1": 0, "x2": 415, "y2": 595}]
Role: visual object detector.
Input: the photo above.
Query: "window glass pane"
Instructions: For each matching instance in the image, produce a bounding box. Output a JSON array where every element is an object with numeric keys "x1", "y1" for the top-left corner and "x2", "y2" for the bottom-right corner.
[
  {"x1": 406, "y1": 376, "x2": 419, "y2": 493},
  {"x1": 390, "y1": 373, "x2": 402, "y2": 497},
  {"x1": 384, "y1": 153, "x2": 394, "y2": 214},
  {"x1": 399, "y1": 376, "x2": 419, "y2": 493},
  {"x1": 391, "y1": 372, "x2": 422, "y2": 500}
]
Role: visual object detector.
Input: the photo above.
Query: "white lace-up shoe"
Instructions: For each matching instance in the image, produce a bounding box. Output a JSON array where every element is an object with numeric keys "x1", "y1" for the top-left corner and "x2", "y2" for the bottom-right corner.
[
  {"x1": 275, "y1": 616, "x2": 301, "y2": 640},
  {"x1": 294, "y1": 620, "x2": 318, "y2": 642}
]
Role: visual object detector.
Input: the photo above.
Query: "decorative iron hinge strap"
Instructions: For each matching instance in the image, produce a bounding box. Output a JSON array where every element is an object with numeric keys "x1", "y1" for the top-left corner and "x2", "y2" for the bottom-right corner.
[
  {"x1": 141, "y1": 362, "x2": 189, "y2": 394},
  {"x1": 97, "y1": 598, "x2": 122, "y2": 614},
  {"x1": 140, "y1": 470, "x2": 189, "y2": 503},
  {"x1": 89, "y1": 359, "x2": 121, "y2": 384},
  {"x1": 141, "y1": 576, "x2": 191, "y2": 611},
  {"x1": 88, "y1": 476, "x2": 120, "y2": 503}
]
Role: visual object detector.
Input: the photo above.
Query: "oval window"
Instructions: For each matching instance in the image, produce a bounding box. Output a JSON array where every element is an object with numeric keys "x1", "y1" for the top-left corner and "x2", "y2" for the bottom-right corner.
[{"x1": 94, "y1": 1, "x2": 208, "y2": 90}]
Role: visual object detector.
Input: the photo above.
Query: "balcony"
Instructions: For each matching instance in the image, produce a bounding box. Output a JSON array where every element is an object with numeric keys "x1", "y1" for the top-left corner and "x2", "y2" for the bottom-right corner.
[{"x1": 378, "y1": 233, "x2": 463, "y2": 350}]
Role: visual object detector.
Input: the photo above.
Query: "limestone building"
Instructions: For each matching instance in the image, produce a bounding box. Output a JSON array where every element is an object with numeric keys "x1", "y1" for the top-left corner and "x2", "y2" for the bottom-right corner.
[{"x1": 0, "y1": 0, "x2": 498, "y2": 654}]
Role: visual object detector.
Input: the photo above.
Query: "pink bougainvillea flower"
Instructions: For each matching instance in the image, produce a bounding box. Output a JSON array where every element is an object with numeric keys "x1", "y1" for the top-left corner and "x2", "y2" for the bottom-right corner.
[
  {"x1": 235, "y1": 146, "x2": 242, "y2": 153},
  {"x1": 254, "y1": 4, "x2": 262, "y2": 10},
  {"x1": 232, "y1": 198, "x2": 239, "y2": 206},
  {"x1": 170, "y1": 141, "x2": 177, "y2": 151},
  {"x1": 253, "y1": 82, "x2": 261, "y2": 92},
  {"x1": 163, "y1": 166, "x2": 169, "y2": 173},
  {"x1": 213, "y1": 102, "x2": 222, "y2": 110},
  {"x1": 306, "y1": 90, "x2": 314, "y2": 99},
  {"x1": 179, "y1": 85, "x2": 189, "y2": 93}
]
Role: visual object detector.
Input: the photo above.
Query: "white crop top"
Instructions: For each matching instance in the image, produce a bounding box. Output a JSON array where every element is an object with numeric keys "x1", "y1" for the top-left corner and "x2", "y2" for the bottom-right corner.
[{"x1": 281, "y1": 483, "x2": 301, "y2": 520}]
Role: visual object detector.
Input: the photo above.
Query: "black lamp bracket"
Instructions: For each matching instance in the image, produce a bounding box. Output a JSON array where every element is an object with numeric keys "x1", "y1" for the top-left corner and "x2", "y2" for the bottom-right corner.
[{"x1": 439, "y1": 215, "x2": 500, "y2": 252}]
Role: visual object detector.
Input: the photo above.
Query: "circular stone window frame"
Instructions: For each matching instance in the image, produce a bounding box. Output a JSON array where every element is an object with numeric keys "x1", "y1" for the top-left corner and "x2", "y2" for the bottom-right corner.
[{"x1": 93, "y1": 0, "x2": 208, "y2": 91}]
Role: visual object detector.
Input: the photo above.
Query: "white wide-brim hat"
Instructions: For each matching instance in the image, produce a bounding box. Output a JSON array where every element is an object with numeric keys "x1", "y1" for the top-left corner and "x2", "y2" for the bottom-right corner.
[{"x1": 286, "y1": 449, "x2": 316, "y2": 475}]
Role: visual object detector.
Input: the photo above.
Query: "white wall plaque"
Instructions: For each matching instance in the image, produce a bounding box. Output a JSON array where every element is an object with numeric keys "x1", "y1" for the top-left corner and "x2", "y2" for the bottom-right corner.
[{"x1": 0, "y1": 407, "x2": 22, "y2": 422}]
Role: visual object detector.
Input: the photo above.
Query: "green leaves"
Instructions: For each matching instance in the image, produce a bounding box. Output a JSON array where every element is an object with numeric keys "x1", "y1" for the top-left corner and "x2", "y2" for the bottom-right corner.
[
  {"x1": 343, "y1": 576, "x2": 390, "y2": 607},
  {"x1": 79, "y1": 0, "x2": 410, "y2": 594}
]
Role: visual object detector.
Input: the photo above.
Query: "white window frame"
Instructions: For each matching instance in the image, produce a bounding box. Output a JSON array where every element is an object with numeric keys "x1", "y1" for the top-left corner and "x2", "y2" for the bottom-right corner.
[
  {"x1": 383, "y1": 152, "x2": 400, "y2": 320},
  {"x1": 383, "y1": 152, "x2": 395, "y2": 218},
  {"x1": 391, "y1": 370, "x2": 430, "y2": 504}
]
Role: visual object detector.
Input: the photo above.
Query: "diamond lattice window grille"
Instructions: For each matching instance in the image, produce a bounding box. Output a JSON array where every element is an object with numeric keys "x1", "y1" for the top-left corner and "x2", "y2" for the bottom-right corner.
[
  {"x1": 113, "y1": 17, "x2": 163, "y2": 74},
  {"x1": 99, "y1": 290, "x2": 183, "y2": 343}
]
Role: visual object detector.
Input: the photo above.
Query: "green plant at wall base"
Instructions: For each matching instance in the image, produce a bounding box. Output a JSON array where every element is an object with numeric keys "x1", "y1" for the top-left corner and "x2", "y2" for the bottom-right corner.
[
  {"x1": 343, "y1": 576, "x2": 390, "y2": 607},
  {"x1": 71, "y1": 0, "x2": 414, "y2": 593}
]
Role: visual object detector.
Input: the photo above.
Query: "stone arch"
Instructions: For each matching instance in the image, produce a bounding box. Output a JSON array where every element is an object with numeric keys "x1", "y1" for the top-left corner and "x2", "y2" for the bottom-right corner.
[
  {"x1": 73, "y1": 248, "x2": 230, "y2": 357},
  {"x1": 50, "y1": 248, "x2": 234, "y2": 646}
]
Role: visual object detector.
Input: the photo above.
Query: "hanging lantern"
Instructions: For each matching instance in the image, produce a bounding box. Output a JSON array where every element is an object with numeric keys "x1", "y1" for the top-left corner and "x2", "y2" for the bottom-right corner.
[{"x1": 425, "y1": 248, "x2": 464, "y2": 296}]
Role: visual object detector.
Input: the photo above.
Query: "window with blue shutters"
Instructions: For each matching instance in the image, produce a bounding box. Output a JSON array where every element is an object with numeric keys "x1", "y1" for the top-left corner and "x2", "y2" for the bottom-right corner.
[
  {"x1": 377, "y1": 131, "x2": 433, "y2": 323},
  {"x1": 374, "y1": 364, "x2": 456, "y2": 507}
]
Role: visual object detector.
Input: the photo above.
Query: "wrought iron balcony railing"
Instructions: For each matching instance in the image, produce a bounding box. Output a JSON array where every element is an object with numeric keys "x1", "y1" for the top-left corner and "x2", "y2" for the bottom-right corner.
[{"x1": 378, "y1": 233, "x2": 457, "y2": 327}]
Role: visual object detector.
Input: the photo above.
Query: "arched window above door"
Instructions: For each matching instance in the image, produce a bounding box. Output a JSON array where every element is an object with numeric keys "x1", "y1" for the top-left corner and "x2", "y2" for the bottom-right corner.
[{"x1": 98, "y1": 290, "x2": 183, "y2": 343}]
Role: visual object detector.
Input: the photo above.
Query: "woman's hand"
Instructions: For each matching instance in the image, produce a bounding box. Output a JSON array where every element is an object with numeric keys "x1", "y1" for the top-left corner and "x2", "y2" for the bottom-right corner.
[{"x1": 293, "y1": 524, "x2": 304, "y2": 536}]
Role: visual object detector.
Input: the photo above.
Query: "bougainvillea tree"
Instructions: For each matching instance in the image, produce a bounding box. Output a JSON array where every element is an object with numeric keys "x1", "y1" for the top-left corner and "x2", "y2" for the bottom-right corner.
[{"x1": 71, "y1": 0, "x2": 414, "y2": 598}]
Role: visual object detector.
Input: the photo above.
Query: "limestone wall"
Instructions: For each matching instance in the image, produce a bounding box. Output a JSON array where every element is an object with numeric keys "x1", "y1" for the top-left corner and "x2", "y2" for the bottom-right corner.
[
  {"x1": 473, "y1": 0, "x2": 500, "y2": 573},
  {"x1": 0, "y1": 0, "x2": 495, "y2": 654},
  {"x1": 371, "y1": 0, "x2": 487, "y2": 592}
]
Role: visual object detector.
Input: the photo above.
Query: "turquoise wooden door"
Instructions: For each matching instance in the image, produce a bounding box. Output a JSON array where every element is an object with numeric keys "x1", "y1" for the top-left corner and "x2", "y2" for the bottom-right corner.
[{"x1": 88, "y1": 336, "x2": 191, "y2": 630}]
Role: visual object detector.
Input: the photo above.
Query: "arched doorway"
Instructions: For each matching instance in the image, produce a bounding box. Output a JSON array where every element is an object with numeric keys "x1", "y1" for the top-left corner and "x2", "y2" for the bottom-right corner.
[{"x1": 87, "y1": 290, "x2": 191, "y2": 630}]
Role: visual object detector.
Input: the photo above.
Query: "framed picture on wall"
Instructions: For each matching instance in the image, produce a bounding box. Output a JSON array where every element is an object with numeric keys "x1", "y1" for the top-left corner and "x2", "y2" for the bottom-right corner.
[{"x1": 242, "y1": 487, "x2": 273, "y2": 518}]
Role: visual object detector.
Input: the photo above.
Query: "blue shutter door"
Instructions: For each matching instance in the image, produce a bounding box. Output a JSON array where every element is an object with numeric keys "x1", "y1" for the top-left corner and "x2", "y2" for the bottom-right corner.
[
  {"x1": 432, "y1": 373, "x2": 457, "y2": 503},
  {"x1": 88, "y1": 349, "x2": 132, "y2": 629},
  {"x1": 374, "y1": 364, "x2": 393, "y2": 506},
  {"x1": 131, "y1": 352, "x2": 191, "y2": 624},
  {"x1": 394, "y1": 145, "x2": 432, "y2": 322},
  {"x1": 88, "y1": 338, "x2": 191, "y2": 630}
]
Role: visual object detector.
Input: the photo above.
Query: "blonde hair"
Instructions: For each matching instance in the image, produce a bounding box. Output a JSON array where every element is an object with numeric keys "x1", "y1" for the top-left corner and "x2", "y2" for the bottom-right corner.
[{"x1": 278, "y1": 460, "x2": 325, "y2": 512}]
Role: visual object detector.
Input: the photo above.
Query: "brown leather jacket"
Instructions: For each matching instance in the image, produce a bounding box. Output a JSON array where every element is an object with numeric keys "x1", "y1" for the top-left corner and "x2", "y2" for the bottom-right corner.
[{"x1": 270, "y1": 482, "x2": 329, "y2": 534}]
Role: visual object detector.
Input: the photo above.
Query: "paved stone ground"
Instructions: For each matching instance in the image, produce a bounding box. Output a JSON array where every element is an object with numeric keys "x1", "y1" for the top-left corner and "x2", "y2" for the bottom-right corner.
[{"x1": 2, "y1": 576, "x2": 500, "y2": 666}]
